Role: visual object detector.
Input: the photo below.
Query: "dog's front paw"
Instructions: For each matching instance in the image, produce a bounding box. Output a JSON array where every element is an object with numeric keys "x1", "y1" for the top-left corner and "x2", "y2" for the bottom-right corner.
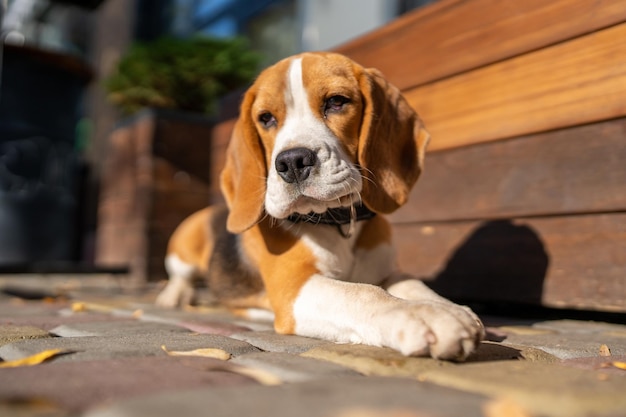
[
  {"x1": 155, "y1": 277, "x2": 194, "y2": 308},
  {"x1": 381, "y1": 301, "x2": 484, "y2": 361}
]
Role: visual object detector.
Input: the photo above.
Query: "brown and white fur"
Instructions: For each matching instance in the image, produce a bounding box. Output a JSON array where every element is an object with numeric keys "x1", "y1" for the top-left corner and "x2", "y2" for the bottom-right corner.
[{"x1": 156, "y1": 52, "x2": 484, "y2": 360}]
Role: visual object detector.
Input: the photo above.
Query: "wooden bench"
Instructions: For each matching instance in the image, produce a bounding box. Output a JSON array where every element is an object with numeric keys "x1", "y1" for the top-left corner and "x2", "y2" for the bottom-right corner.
[{"x1": 208, "y1": 0, "x2": 626, "y2": 313}]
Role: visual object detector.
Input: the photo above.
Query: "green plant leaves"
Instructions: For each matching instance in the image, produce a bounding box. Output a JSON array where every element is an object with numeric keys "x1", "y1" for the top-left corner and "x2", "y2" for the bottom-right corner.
[{"x1": 105, "y1": 36, "x2": 261, "y2": 115}]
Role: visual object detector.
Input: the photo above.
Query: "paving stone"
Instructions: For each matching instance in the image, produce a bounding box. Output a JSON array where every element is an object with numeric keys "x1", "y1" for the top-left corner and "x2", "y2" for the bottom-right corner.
[
  {"x1": 300, "y1": 338, "x2": 557, "y2": 368},
  {"x1": 134, "y1": 308, "x2": 223, "y2": 323},
  {"x1": 49, "y1": 320, "x2": 191, "y2": 337},
  {"x1": 85, "y1": 376, "x2": 488, "y2": 417},
  {"x1": 494, "y1": 343, "x2": 560, "y2": 363},
  {"x1": 137, "y1": 303, "x2": 276, "y2": 332},
  {"x1": 466, "y1": 341, "x2": 559, "y2": 363},
  {"x1": 0, "y1": 300, "x2": 68, "y2": 318},
  {"x1": 420, "y1": 360, "x2": 626, "y2": 417},
  {"x1": 532, "y1": 319, "x2": 626, "y2": 334},
  {"x1": 1, "y1": 312, "x2": 135, "y2": 331},
  {"x1": 230, "y1": 330, "x2": 328, "y2": 353},
  {"x1": 0, "y1": 325, "x2": 51, "y2": 346},
  {"x1": 301, "y1": 343, "x2": 454, "y2": 378},
  {"x1": 135, "y1": 305, "x2": 257, "y2": 327},
  {"x1": 64, "y1": 300, "x2": 141, "y2": 319},
  {"x1": 496, "y1": 325, "x2": 556, "y2": 336},
  {"x1": 0, "y1": 356, "x2": 257, "y2": 413},
  {"x1": 498, "y1": 329, "x2": 626, "y2": 359},
  {"x1": 230, "y1": 318, "x2": 275, "y2": 332},
  {"x1": 135, "y1": 305, "x2": 234, "y2": 320},
  {"x1": 137, "y1": 307, "x2": 269, "y2": 335},
  {"x1": 0, "y1": 333, "x2": 260, "y2": 362},
  {"x1": 176, "y1": 320, "x2": 252, "y2": 336},
  {"x1": 231, "y1": 351, "x2": 360, "y2": 382},
  {"x1": 560, "y1": 355, "x2": 626, "y2": 376}
]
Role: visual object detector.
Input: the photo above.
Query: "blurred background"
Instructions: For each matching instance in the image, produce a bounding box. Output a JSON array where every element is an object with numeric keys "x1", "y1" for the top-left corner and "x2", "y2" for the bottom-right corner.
[{"x1": 0, "y1": 0, "x2": 435, "y2": 277}]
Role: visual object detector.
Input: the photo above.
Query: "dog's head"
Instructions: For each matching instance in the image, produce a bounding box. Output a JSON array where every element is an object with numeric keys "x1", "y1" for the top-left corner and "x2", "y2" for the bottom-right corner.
[{"x1": 221, "y1": 52, "x2": 430, "y2": 233}]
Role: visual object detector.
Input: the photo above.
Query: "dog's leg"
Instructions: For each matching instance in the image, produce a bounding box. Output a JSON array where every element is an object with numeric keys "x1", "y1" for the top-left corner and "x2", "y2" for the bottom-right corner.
[
  {"x1": 291, "y1": 275, "x2": 483, "y2": 360},
  {"x1": 155, "y1": 254, "x2": 197, "y2": 308},
  {"x1": 386, "y1": 275, "x2": 457, "y2": 303}
]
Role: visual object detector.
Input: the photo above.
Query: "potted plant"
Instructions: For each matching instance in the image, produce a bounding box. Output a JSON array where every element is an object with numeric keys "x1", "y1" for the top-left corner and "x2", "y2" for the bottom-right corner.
[
  {"x1": 104, "y1": 36, "x2": 260, "y2": 116},
  {"x1": 96, "y1": 36, "x2": 260, "y2": 283}
]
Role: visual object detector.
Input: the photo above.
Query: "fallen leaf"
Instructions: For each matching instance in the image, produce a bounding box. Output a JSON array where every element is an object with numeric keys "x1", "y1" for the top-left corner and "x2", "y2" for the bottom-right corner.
[
  {"x1": 161, "y1": 345, "x2": 231, "y2": 360},
  {"x1": 599, "y1": 344, "x2": 611, "y2": 357},
  {"x1": 483, "y1": 397, "x2": 534, "y2": 417},
  {"x1": 160, "y1": 346, "x2": 281, "y2": 385},
  {"x1": 0, "y1": 349, "x2": 67, "y2": 368},
  {"x1": 225, "y1": 365, "x2": 282, "y2": 386},
  {"x1": 71, "y1": 302, "x2": 87, "y2": 312},
  {"x1": 610, "y1": 361, "x2": 626, "y2": 370},
  {"x1": 70, "y1": 301, "x2": 113, "y2": 313}
]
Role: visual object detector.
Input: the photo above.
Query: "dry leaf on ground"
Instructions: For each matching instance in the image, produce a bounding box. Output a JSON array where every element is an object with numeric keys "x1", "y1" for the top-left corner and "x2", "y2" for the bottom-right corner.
[
  {"x1": 483, "y1": 397, "x2": 534, "y2": 417},
  {"x1": 160, "y1": 346, "x2": 281, "y2": 385},
  {"x1": 0, "y1": 349, "x2": 68, "y2": 368},
  {"x1": 224, "y1": 365, "x2": 282, "y2": 386},
  {"x1": 599, "y1": 344, "x2": 611, "y2": 357},
  {"x1": 161, "y1": 345, "x2": 232, "y2": 360}
]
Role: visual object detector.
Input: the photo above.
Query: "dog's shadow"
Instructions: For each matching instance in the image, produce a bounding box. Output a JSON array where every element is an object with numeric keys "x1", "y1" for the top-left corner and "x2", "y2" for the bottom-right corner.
[
  {"x1": 426, "y1": 219, "x2": 550, "y2": 309},
  {"x1": 422, "y1": 220, "x2": 550, "y2": 363}
]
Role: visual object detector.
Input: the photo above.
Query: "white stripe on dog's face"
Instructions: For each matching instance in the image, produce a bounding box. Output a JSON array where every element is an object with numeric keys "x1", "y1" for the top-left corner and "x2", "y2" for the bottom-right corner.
[{"x1": 264, "y1": 57, "x2": 363, "y2": 219}]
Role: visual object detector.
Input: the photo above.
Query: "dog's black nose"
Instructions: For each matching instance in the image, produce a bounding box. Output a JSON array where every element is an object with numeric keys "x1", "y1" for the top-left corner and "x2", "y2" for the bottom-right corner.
[{"x1": 275, "y1": 147, "x2": 317, "y2": 183}]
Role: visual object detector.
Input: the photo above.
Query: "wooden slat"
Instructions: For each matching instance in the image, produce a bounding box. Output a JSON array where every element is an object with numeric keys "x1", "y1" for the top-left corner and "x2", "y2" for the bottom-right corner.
[
  {"x1": 391, "y1": 118, "x2": 626, "y2": 224},
  {"x1": 336, "y1": 0, "x2": 626, "y2": 91},
  {"x1": 393, "y1": 213, "x2": 626, "y2": 312},
  {"x1": 405, "y1": 22, "x2": 626, "y2": 151}
]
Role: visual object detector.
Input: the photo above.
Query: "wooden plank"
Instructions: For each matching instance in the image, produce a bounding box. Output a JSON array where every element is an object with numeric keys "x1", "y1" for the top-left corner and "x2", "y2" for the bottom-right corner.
[
  {"x1": 336, "y1": 0, "x2": 626, "y2": 91},
  {"x1": 391, "y1": 118, "x2": 626, "y2": 224},
  {"x1": 405, "y1": 22, "x2": 626, "y2": 151},
  {"x1": 393, "y1": 213, "x2": 626, "y2": 312}
]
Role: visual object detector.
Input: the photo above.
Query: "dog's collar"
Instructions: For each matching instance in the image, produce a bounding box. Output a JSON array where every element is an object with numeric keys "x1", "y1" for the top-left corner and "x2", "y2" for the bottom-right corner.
[{"x1": 286, "y1": 204, "x2": 376, "y2": 238}]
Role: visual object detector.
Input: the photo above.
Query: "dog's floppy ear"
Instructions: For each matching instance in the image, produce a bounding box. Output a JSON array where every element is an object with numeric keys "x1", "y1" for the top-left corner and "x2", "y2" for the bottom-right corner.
[
  {"x1": 357, "y1": 68, "x2": 430, "y2": 213},
  {"x1": 220, "y1": 89, "x2": 266, "y2": 233}
]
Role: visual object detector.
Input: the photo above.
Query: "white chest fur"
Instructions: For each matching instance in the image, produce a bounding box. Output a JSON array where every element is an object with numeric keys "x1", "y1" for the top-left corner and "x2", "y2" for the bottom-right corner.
[
  {"x1": 291, "y1": 222, "x2": 395, "y2": 286},
  {"x1": 299, "y1": 222, "x2": 360, "y2": 279}
]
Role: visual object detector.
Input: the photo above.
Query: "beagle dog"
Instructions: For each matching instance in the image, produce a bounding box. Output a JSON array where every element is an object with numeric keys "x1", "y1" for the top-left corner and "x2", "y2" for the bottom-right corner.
[{"x1": 156, "y1": 52, "x2": 484, "y2": 360}]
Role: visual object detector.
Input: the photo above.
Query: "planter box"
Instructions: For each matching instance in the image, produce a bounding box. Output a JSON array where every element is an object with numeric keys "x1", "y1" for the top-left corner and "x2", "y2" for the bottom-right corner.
[{"x1": 96, "y1": 109, "x2": 214, "y2": 283}]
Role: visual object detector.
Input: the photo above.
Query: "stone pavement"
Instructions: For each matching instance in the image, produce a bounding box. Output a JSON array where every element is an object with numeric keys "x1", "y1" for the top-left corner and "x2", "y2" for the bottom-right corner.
[{"x1": 0, "y1": 274, "x2": 625, "y2": 417}]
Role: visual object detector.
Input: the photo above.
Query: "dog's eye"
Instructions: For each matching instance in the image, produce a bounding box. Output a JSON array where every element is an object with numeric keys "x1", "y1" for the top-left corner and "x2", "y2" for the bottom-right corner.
[
  {"x1": 259, "y1": 112, "x2": 277, "y2": 128},
  {"x1": 324, "y1": 95, "x2": 350, "y2": 116}
]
